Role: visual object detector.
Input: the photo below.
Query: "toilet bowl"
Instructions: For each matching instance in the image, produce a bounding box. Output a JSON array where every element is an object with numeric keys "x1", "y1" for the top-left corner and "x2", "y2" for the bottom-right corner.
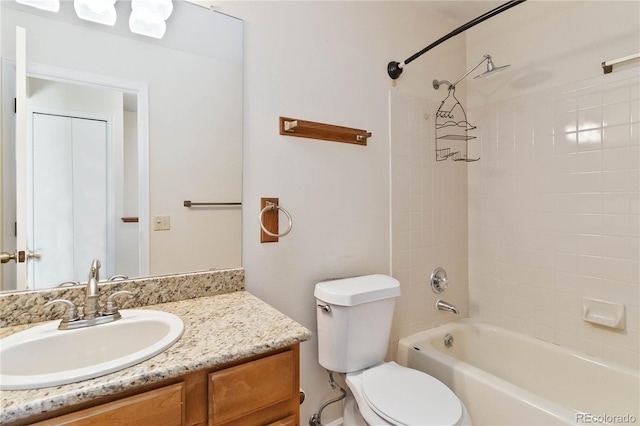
[
  {"x1": 344, "y1": 362, "x2": 471, "y2": 426},
  {"x1": 314, "y1": 275, "x2": 472, "y2": 426}
]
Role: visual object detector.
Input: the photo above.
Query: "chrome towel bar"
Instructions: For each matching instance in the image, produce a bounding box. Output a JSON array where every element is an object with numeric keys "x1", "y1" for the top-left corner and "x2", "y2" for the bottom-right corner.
[
  {"x1": 602, "y1": 52, "x2": 640, "y2": 74},
  {"x1": 183, "y1": 200, "x2": 242, "y2": 207}
]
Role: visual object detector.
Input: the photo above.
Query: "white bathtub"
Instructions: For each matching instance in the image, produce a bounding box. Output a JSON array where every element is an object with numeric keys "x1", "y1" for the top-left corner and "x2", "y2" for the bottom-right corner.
[{"x1": 397, "y1": 319, "x2": 639, "y2": 425}]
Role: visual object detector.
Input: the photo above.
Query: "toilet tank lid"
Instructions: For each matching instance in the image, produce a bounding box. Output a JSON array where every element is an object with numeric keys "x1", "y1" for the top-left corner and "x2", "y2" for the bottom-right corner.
[{"x1": 314, "y1": 274, "x2": 401, "y2": 306}]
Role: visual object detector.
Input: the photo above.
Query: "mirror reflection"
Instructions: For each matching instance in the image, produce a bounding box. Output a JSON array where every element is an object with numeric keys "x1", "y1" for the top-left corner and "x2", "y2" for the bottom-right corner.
[{"x1": 0, "y1": 0, "x2": 243, "y2": 292}]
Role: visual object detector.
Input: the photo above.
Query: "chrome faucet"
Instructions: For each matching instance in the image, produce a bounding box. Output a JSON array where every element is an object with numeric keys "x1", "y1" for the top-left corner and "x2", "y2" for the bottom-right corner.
[
  {"x1": 83, "y1": 259, "x2": 102, "y2": 320},
  {"x1": 436, "y1": 299, "x2": 459, "y2": 315},
  {"x1": 44, "y1": 259, "x2": 133, "y2": 330}
]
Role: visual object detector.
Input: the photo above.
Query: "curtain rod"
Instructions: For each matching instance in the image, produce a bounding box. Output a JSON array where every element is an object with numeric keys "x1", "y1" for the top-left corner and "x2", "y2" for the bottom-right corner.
[{"x1": 387, "y1": 0, "x2": 527, "y2": 80}]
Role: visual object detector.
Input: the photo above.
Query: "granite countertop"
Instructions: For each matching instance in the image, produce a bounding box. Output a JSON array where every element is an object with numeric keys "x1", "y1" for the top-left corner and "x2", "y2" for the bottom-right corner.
[{"x1": 0, "y1": 291, "x2": 312, "y2": 424}]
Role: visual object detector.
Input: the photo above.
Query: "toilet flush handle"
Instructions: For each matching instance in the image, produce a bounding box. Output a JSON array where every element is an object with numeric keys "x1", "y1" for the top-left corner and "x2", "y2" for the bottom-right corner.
[{"x1": 317, "y1": 304, "x2": 331, "y2": 313}]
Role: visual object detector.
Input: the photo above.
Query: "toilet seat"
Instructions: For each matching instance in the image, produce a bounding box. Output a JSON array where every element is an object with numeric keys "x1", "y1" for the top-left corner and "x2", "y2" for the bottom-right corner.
[{"x1": 359, "y1": 362, "x2": 464, "y2": 426}]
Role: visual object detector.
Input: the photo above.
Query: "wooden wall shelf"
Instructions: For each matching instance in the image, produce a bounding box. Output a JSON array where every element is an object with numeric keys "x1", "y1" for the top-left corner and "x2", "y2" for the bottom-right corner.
[{"x1": 279, "y1": 117, "x2": 371, "y2": 146}]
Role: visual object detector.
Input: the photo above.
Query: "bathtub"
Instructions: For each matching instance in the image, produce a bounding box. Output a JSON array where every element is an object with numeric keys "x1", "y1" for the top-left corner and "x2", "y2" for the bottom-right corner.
[{"x1": 397, "y1": 319, "x2": 639, "y2": 425}]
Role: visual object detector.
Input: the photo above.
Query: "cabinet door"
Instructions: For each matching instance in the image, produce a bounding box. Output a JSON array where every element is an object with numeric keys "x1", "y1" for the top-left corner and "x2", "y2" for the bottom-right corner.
[
  {"x1": 208, "y1": 350, "x2": 294, "y2": 425},
  {"x1": 33, "y1": 382, "x2": 185, "y2": 426}
]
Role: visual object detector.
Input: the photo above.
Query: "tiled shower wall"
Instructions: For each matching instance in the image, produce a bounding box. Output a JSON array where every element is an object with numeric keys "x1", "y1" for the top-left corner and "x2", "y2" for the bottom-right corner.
[
  {"x1": 389, "y1": 90, "x2": 469, "y2": 356},
  {"x1": 468, "y1": 70, "x2": 639, "y2": 369}
]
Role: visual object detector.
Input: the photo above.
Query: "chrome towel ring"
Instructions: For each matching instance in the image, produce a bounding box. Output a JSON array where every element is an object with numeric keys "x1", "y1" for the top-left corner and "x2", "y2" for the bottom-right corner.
[{"x1": 259, "y1": 201, "x2": 293, "y2": 238}]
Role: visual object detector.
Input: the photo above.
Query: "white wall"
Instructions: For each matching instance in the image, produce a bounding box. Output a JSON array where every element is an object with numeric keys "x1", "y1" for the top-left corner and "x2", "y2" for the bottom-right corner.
[
  {"x1": 26, "y1": 79, "x2": 124, "y2": 284},
  {"x1": 117, "y1": 110, "x2": 140, "y2": 277},
  {"x1": 213, "y1": 1, "x2": 466, "y2": 423},
  {"x1": 466, "y1": 1, "x2": 640, "y2": 369},
  {"x1": 1, "y1": 3, "x2": 242, "y2": 277}
]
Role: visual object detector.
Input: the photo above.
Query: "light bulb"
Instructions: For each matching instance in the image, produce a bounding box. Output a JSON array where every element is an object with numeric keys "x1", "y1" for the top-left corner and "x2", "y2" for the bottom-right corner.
[
  {"x1": 129, "y1": 0, "x2": 173, "y2": 39},
  {"x1": 129, "y1": 11, "x2": 167, "y2": 39},
  {"x1": 131, "y1": 0, "x2": 173, "y2": 20},
  {"x1": 74, "y1": 0, "x2": 117, "y2": 26}
]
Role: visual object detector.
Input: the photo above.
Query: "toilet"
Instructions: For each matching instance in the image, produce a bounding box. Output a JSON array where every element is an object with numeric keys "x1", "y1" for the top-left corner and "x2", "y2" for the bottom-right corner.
[{"x1": 315, "y1": 274, "x2": 471, "y2": 426}]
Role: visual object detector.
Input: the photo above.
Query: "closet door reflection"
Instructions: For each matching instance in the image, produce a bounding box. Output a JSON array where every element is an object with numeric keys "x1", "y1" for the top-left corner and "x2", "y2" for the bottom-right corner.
[{"x1": 29, "y1": 113, "x2": 109, "y2": 289}]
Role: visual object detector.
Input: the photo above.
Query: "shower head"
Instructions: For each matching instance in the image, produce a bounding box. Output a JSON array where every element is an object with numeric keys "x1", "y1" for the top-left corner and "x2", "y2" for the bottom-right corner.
[
  {"x1": 473, "y1": 55, "x2": 510, "y2": 79},
  {"x1": 435, "y1": 54, "x2": 511, "y2": 90}
]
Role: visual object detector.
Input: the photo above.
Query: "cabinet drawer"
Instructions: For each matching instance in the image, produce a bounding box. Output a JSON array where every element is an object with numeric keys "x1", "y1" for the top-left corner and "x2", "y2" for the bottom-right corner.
[
  {"x1": 208, "y1": 350, "x2": 294, "y2": 425},
  {"x1": 33, "y1": 382, "x2": 185, "y2": 426},
  {"x1": 267, "y1": 415, "x2": 296, "y2": 426}
]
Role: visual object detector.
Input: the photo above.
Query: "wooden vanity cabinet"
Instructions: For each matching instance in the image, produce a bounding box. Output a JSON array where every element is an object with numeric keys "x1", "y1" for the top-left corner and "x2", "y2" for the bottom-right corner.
[{"x1": 27, "y1": 344, "x2": 300, "y2": 426}]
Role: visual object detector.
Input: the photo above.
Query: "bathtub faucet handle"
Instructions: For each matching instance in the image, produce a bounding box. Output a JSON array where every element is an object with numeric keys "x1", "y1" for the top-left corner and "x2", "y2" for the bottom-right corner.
[{"x1": 430, "y1": 267, "x2": 449, "y2": 293}]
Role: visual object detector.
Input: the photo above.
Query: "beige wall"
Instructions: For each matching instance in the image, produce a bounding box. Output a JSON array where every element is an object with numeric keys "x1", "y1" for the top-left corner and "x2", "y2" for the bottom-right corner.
[
  {"x1": 201, "y1": 0, "x2": 639, "y2": 423},
  {"x1": 2, "y1": 0, "x2": 636, "y2": 423},
  {"x1": 466, "y1": 1, "x2": 640, "y2": 369},
  {"x1": 201, "y1": 0, "x2": 638, "y2": 423},
  {"x1": 214, "y1": 1, "x2": 467, "y2": 423},
  {"x1": 389, "y1": 90, "x2": 470, "y2": 358}
]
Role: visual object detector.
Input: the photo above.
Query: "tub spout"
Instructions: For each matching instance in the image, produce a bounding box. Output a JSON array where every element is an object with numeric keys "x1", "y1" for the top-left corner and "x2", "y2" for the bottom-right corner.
[{"x1": 436, "y1": 299, "x2": 458, "y2": 315}]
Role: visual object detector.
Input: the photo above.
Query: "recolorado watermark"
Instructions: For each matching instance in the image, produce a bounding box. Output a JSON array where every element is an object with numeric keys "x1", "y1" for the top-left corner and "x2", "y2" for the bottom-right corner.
[{"x1": 576, "y1": 413, "x2": 637, "y2": 424}]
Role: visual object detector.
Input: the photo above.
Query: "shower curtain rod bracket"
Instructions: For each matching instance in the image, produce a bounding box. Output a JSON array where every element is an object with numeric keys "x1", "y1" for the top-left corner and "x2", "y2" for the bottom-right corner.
[{"x1": 388, "y1": 61, "x2": 403, "y2": 79}]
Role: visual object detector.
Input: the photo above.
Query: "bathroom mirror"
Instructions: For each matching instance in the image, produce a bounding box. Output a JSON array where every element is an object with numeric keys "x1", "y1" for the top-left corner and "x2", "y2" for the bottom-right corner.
[{"x1": 0, "y1": 0, "x2": 243, "y2": 292}]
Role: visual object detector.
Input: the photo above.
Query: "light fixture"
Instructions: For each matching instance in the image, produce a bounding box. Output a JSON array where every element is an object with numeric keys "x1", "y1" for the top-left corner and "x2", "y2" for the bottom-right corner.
[
  {"x1": 15, "y1": 0, "x2": 60, "y2": 13},
  {"x1": 74, "y1": 0, "x2": 117, "y2": 26},
  {"x1": 129, "y1": 0, "x2": 173, "y2": 39}
]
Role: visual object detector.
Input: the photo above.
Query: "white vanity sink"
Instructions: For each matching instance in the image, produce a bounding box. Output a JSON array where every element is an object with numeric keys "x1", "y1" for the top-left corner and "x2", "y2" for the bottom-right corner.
[{"x1": 0, "y1": 310, "x2": 184, "y2": 390}]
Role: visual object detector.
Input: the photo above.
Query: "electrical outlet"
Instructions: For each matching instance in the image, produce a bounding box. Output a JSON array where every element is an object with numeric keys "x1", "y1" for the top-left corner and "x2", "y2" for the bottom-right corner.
[{"x1": 153, "y1": 215, "x2": 170, "y2": 231}]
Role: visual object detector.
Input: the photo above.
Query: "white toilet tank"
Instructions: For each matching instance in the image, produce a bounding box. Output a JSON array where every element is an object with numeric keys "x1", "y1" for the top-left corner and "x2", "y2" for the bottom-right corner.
[{"x1": 314, "y1": 274, "x2": 401, "y2": 373}]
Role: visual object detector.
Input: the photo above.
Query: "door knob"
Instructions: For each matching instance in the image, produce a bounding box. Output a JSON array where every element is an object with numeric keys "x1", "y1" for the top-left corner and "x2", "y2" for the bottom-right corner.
[
  {"x1": 26, "y1": 250, "x2": 42, "y2": 260},
  {"x1": 1, "y1": 251, "x2": 17, "y2": 264},
  {"x1": 1, "y1": 250, "x2": 42, "y2": 263}
]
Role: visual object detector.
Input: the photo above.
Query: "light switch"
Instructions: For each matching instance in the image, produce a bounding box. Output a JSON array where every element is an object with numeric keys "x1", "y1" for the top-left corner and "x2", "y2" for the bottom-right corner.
[{"x1": 153, "y1": 215, "x2": 170, "y2": 231}]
